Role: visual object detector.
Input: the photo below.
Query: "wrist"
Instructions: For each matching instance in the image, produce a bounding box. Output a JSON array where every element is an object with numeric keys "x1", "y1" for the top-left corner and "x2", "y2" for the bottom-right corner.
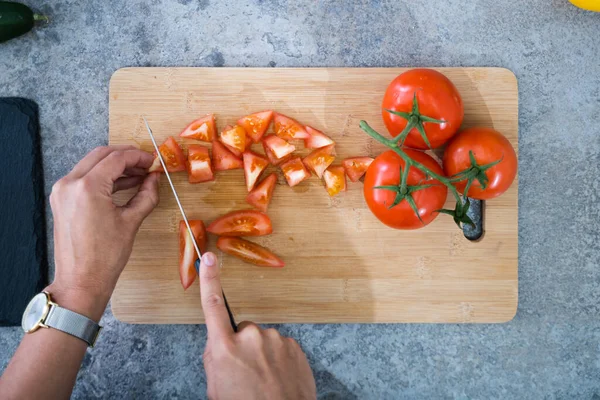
[{"x1": 44, "y1": 282, "x2": 111, "y2": 322}]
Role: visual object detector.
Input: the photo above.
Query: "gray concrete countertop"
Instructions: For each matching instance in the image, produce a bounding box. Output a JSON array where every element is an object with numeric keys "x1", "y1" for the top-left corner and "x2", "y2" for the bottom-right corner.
[{"x1": 1, "y1": 1, "x2": 599, "y2": 398}]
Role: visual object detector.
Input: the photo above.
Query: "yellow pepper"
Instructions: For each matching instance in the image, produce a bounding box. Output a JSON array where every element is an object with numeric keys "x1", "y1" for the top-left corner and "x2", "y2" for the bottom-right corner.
[{"x1": 570, "y1": 0, "x2": 600, "y2": 11}]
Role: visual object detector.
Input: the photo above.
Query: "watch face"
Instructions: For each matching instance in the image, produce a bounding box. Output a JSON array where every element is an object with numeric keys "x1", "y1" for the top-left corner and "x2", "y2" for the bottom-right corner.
[{"x1": 22, "y1": 293, "x2": 49, "y2": 332}]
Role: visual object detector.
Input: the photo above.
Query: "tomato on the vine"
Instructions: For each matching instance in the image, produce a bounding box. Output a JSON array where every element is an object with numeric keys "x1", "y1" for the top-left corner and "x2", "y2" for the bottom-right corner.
[
  {"x1": 382, "y1": 69, "x2": 464, "y2": 150},
  {"x1": 443, "y1": 127, "x2": 517, "y2": 200},
  {"x1": 363, "y1": 149, "x2": 447, "y2": 230}
]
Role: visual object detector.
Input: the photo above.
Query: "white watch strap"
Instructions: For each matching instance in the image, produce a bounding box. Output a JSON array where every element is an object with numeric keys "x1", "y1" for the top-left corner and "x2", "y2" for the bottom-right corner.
[{"x1": 45, "y1": 305, "x2": 102, "y2": 347}]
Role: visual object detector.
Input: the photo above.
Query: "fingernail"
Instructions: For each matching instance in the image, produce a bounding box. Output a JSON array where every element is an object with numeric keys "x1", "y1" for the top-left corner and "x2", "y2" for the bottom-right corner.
[{"x1": 202, "y1": 252, "x2": 216, "y2": 268}]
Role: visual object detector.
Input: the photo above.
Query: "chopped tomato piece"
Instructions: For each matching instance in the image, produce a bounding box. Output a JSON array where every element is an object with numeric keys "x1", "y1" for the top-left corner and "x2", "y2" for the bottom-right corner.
[
  {"x1": 342, "y1": 157, "x2": 374, "y2": 182},
  {"x1": 212, "y1": 140, "x2": 243, "y2": 171},
  {"x1": 273, "y1": 113, "x2": 310, "y2": 140},
  {"x1": 262, "y1": 140, "x2": 292, "y2": 166},
  {"x1": 186, "y1": 145, "x2": 214, "y2": 183},
  {"x1": 243, "y1": 151, "x2": 269, "y2": 192},
  {"x1": 179, "y1": 114, "x2": 216, "y2": 142},
  {"x1": 323, "y1": 165, "x2": 347, "y2": 197},
  {"x1": 246, "y1": 173, "x2": 277, "y2": 212},
  {"x1": 219, "y1": 125, "x2": 246, "y2": 156},
  {"x1": 179, "y1": 220, "x2": 207, "y2": 290},
  {"x1": 148, "y1": 137, "x2": 186, "y2": 173},
  {"x1": 304, "y1": 126, "x2": 335, "y2": 149},
  {"x1": 302, "y1": 144, "x2": 336, "y2": 179},
  {"x1": 207, "y1": 210, "x2": 272, "y2": 236},
  {"x1": 281, "y1": 157, "x2": 311, "y2": 187},
  {"x1": 263, "y1": 135, "x2": 295, "y2": 159},
  {"x1": 217, "y1": 237, "x2": 284, "y2": 268},
  {"x1": 237, "y1": 110, "x2": 273, "y2": 143}
]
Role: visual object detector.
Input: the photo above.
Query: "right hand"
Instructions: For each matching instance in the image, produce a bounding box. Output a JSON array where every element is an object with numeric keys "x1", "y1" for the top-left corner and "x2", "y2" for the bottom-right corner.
[{"x1": 199, "y1": 252, "x2": 316, "y2": 400}]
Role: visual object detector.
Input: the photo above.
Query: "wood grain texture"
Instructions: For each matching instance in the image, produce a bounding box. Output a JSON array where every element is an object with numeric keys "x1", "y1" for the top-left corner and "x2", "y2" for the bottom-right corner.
[{"x1": 109, "y1": 67, "x2": 518, "y2": 324}]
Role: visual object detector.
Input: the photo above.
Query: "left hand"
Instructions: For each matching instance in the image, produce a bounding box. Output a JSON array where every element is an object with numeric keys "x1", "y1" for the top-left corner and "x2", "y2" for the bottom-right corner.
[{"x1": 47, "y1": 146, "x2": 160, "y2": 320}]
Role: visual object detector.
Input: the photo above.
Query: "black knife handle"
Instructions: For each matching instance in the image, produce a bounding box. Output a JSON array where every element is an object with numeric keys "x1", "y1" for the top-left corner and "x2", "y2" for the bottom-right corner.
[{"x1": 195, "y1": 259, "x2": 238, "y2": 332}]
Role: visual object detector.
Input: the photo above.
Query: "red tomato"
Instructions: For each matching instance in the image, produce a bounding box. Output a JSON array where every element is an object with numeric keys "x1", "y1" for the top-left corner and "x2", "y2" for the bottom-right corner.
[
  {"x1": 263, "y1": 135, "x2": 296, "y2": 159},
  {"x1": 280, "y1": 157, "x2": 311, "y2": 187},
  {"x1": 382, "y1": 69, "x2": 464, "y2": 149},
  {"x1": 179, "y1": 220, "x2": 207, "y2": 290},
  {"x1": 364, "y1": 149, "x2": 448, "y2": 230},
  {"x1": 237, "y1": 110, "x2": 273, "y2": 143},
  {"x1": 342, "y1": 157, "x2": 374, "y2": 182},
  {"x1": 217, "y1": 237, "x2": 284, "y2": 268},
  {"x1": 273, "y1": 113, "x2": 310, "y2": 140},
  {"x1": 302, "y1": 144, "x2": 335, "y2": 179},
  {"x1": 243, "y1": 151, "x2": 269, "y2": 192},
  {"x1": 148, "y1": 137, "x2": 186, "y2": 173},
  {"x1": 186, "y1": 145, "x2": 214, "y2": 183},
  {"x1": 179, "y1": 114, "x2": 216, "y2": 142},
  {"x1": 212, "y1": 140, "x2": 242, "y2": 171},
  {"x1": 207, "y1": 210, "x2": 273, "y2": 236},
  {"x1": 219, "y1": 125, "x2": 246, "y2": 156},
  {"x1": 443, "y1": 127, "x2": 517, "y2": 200},
  {"x1": 323, "y1": 165, "x2": 346, "y2": 197},
  {"x1": 304, "y1": 126, "x2": 334, "y2": 149},
  {"x1": 246, "y1": 173, "x2": 277, "y2": 212}
]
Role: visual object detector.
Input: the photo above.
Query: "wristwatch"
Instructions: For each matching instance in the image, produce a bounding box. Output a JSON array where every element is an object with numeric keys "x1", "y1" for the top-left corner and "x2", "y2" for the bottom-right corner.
[{"x1": 21, "y1": 291, "x2": 102, "y2": 347}]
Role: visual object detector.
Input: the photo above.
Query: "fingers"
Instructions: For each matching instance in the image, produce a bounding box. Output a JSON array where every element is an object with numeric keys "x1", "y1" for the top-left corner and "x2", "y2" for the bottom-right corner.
[
  {"x1": 90, "y1": 149, "x2": 155, "y2": 184},
  {"x1": 69, "y1": 145, "x2": 137, "y2": 179},
  {"x1": 199, "y1": 252, "x2": 234, "y2": 341},
  {"x1": 237, "y1": 321, "x2": 258, "y2": 331},
  {"x1": 113, "y1": 176, "x2": 145, "y2": 193},
  {"x1": 122, "y1": 172, "x2": 160, "y2": 222}
]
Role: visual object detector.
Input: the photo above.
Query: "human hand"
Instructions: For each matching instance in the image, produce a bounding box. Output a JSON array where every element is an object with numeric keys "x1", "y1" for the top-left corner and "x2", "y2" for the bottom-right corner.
[
  {"x1": 199, "y1": 252, "x2": 316, "y2": 400},
  {"x1": 47, "y1": 146, "x2": 160, "y2": 320}
]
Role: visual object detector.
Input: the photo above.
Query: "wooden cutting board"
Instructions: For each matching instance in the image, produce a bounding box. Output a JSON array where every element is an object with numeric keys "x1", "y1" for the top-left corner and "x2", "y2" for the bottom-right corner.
[{"x1": 109, "y1": 67, "x2": 518, "y2": 324}]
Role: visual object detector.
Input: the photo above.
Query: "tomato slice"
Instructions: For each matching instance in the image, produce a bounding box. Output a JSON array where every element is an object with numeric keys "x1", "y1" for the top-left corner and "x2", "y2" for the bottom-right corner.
[
  {"x1": 217, "y1": 237, "x2": 284, "y2": 268},
  {"x1": 246, "y1": 173, "x2": 277, "y2": 212},
  {"x1": 243, "y1": 150, "x2": 269, "y2": 192},
  {"x1": 273, "y1": 113, "x2": 310, "y2": 140},
  {"x1": 304, "y1": 126, "x2": 334, "y2": 149},
  {"x1": 179, "y1": 114, "x2": 216, "y2": 142},
  {"x1": 281, "y1": 157, "x2": 311, "y2": 187},
  {"x1": 263, "y1": 135, "x2": 295, "y2": 159},
  {"x1": 148, "y1": 137, "x2": 187, "y2": 173},
  {"x1": 302, "y1": 144, "x2": 336, "y2": 179},
  {"x1": 186, "y1": 145, "x2": 214, "y2": 183},
  {"x1": 323, "y1": 165, "x2": 347, "y2": 197},
  {"x1": 237, "y1": 110, "x2": 273, "y2": 143},
  {"x1": 207, "y1": 210, "x2": 273, "y2": 236},
  {"x1": 219, "y1": 125, "x2": 246, "y2": 156},
  {"x1": 342, "y1": 157, "x2": 374, "y2": 182},
  {"x1": 212, "y1": 140, "x2": 243, "y2": 171},
  {"x1": 179, "y1": 220, "x2": 207, "y2": 290}
]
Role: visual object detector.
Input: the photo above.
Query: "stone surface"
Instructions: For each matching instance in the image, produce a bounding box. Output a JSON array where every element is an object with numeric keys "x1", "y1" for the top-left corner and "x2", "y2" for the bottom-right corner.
[{"x1": 1, "y1": 0, "x2": 599, "y2": 398}]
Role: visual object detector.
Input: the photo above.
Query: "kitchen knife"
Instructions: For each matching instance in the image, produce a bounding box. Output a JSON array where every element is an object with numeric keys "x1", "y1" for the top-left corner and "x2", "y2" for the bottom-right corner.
[{"x1": 143, "y1": 117, "x2": 237, "y2": 332}]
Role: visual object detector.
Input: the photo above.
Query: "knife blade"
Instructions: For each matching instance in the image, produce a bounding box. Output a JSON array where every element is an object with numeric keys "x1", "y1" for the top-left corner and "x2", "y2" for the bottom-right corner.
[{"x1": 143, "y1": 116, "x2": 237, "y2": 332}]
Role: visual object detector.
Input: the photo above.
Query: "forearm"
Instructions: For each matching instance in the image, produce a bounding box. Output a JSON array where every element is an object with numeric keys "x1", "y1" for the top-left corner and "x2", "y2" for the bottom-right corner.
[{"x1": 0, "y1": 287, "x2": 109, "y2": 399}]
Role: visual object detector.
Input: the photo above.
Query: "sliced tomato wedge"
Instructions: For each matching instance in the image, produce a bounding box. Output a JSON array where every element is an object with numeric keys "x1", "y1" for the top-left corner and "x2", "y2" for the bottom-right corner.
[
  {"x1": 273, "y1": 113, "x2": 310, "y2": 140},
  {"x1": 212, "y1": 140, "x2": 243, "y2": 171},
  {"x1": 148, "y1": 137, "x2": 187, "y2": 173},
  {"x1": 302, "y1": 144, "x2": 336, "y2": 179},
  {"x1": 281, "y1": 157, "x2": 311, "y2": 187},
  {"x1": 263, "y1": 135, "x2": 295, "y2": 159},
  {"x1": 186, "y1": 145, "x2": 214, "y2": 183},
  {"x1": 237, "y1": 110, "x2": 273, "y2": 143},
  {"x1": 246, "y1": 173, "x2": 277, "y2": 212},
  {"x1": 304, "y1": 126, "x2": 335, "y2": 149},
  {"x1": 217, "y1": 237, "x2": 284, "y2": 268},
  {"x1": 219, "y1": 125, "x2": 246, "y2": 156},
  {"x1": 243, "y1": 151, "x2": 269, "y2": 192},
  {"x1": 342, "y1": 156, "x2": 374, "y2": 182},
  {"x1": 179, "y1": 114, "x2": 216, "y2": 142},
  {"x1": 323, "y1": 165, "x2": 347, "y2": 197},
  {"x1": 179, "y1": 220, "x2": 207, "y2": 290},
  {"x1": 207, "y1": 210, "x2": 273, "y2": 236}
]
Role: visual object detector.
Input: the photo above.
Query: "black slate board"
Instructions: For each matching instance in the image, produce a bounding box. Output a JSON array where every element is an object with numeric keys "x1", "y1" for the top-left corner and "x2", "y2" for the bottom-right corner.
[{"x1": 0, "y1": 98, "x2": 48, "y2": 326}]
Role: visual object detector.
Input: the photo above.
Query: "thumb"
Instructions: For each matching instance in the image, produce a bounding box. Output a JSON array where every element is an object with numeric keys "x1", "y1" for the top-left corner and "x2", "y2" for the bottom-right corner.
[
  {"x1": 199, "y1": 252, "x2": 233, "y2": 340},
  {"x1": 122, "y1": 172, "x2": 160, "y2": 223}
]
